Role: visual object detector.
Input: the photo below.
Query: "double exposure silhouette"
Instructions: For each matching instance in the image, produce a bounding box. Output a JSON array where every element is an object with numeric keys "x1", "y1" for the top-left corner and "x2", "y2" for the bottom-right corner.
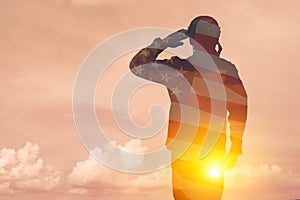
[{"x1": 129, "y1": 16, "x2": 247, "y2": 200}]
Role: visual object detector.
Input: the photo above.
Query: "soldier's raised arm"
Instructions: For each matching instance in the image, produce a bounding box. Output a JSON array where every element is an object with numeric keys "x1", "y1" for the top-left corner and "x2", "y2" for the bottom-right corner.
[{"x1": 129, "y1": 30, "x2": 187, "y2": 83}]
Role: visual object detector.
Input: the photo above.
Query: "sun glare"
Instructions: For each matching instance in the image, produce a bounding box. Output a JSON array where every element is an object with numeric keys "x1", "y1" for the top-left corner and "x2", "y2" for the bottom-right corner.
[{"x1": 209, "y1": 168, "x2": 221, "y2": 178}]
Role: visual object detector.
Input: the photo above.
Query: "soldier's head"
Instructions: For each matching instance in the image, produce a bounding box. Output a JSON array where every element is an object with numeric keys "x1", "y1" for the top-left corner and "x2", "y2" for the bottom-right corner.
[{"x1": 186, "y1": 16, "x2": 222, "y2": 56}]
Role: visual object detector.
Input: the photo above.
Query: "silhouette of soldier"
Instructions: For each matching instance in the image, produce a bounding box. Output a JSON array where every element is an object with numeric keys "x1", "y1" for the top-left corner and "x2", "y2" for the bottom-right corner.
[{"x1": 129, "y1": 16, "x2": 247, "y2": 200}]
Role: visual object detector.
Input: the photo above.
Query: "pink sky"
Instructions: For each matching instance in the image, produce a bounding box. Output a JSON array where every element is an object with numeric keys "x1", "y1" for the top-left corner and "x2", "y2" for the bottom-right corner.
[{"x1": 1, "y1": 0, "x2": 300, "y2": 199}]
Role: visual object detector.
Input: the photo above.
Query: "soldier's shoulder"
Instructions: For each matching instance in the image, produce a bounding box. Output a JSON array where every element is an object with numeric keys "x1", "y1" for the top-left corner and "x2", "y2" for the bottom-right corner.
[{"x1": 214, "y1": 57, "x2": 238, "y2": 76}]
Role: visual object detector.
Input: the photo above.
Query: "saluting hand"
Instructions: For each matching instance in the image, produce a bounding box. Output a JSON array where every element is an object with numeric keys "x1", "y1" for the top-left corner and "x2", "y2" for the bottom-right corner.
[{"x1": 162, "y1": 29, "x2": 188, "y2": 48}]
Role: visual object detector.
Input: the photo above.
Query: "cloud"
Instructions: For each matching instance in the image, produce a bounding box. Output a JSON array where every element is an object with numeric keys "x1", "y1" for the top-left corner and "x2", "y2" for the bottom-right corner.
[
  {"x1": 0, "y1": 142, "x2": 61, "y2": 194},
  {"x1": 69, "y1": 148, "x2": 300, "y2": 199},
  {"x1": 88, "y1": 138, "x2": 170, "y2": 173},
  {"x1": 68, "y1": 139, "x2": 300, "y2": 199},
  {"x1": 88, "y1": 139, "x2": 149, "y2": 172},
  {"x1": 69, "y1": 140, "x2": 300, "y2": 199},
  {"x1": 68, "y1": 139, "x2": 171, "y2": 195},
  {"x1": 224, "y1": 163, "x2": 300, "y2": 200}
]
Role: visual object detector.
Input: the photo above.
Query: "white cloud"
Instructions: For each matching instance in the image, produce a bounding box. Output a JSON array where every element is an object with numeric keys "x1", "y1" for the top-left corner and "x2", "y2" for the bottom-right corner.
[
  {"x1": 122, "y1": 139, "x2": 148, "y2": 154},
  {"x1": 223, "y1": 163, "x2": 300, "y2": 200},
  {"x1": 69, "y1": 141, "x2": 300, "y2": 200},
  {"x1": 68, "y1": 139, "x2": 171, "y2": 195},
  {"x1": 67, "y1": 138, "x2": 300, "y2": 199},
  {"x1": 68, "y1": 155, "x2": 171, "y2": 195},
  {"x1": 89, "y1": 139, "x2": 153, "y2": 172},
  {"x1": 0, "y1": 142, "x2": 61, "y2": 194},
  {"x1": 119, "y1": 139, "x2": 148, "y2": 169}
]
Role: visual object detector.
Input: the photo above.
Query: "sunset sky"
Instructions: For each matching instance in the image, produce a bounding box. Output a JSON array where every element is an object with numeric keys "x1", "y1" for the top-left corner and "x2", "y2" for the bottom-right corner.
[{"x1": 1, "y1": 0, "x2": 300, "y2": 199}]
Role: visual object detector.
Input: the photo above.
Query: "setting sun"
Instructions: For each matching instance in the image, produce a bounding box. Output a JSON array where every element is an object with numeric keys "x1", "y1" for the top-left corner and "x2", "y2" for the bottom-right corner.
[{"x1": 209, "y1": 168, "x2": 221, "y2": 178}]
